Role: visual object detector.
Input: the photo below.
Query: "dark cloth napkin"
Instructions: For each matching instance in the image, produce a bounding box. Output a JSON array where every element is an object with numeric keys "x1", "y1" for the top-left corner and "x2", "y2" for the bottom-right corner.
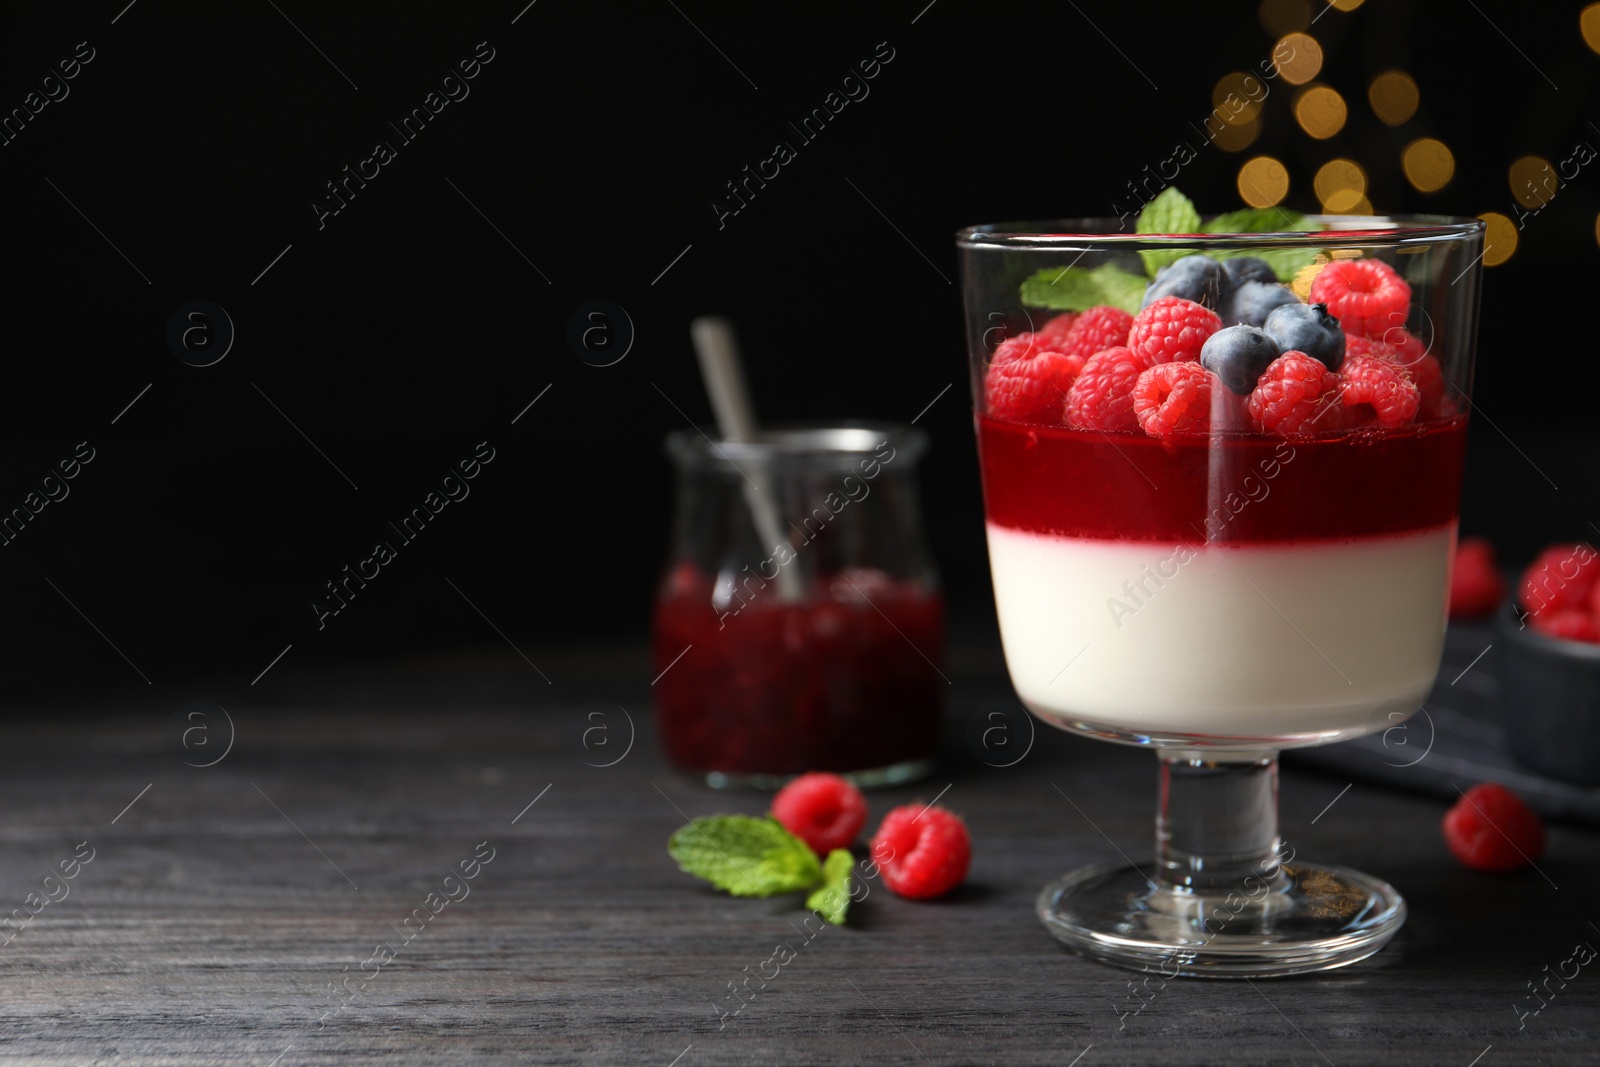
[{"x1": 1287, "y1": 619, "x2": 1600, "y2": 825}]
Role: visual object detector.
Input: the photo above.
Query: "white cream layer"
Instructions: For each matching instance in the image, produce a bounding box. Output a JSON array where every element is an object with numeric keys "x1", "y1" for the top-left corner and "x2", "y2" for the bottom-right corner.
[{"x1": 986, "y1": 523, "x2": 1454, "y2": 746}]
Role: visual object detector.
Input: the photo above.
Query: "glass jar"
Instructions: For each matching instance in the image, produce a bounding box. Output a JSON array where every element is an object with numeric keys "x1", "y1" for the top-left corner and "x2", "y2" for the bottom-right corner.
[{"x1": 652, "y1": 422, "x2": 944, "y2": 789}]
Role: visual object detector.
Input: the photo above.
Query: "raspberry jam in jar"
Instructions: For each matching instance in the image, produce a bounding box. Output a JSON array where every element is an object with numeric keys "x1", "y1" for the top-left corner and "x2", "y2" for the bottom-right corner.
[{"x1": 652, "y1": 424, "x2": 944, "y2": 788}]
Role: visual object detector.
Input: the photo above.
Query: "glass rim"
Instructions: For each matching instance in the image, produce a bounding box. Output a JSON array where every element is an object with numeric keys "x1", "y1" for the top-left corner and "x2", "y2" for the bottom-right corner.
[
  {"x1": 665, "y1": 420, "x2": 927, "y2": 470},
  {"x1": 955, "y1": 213, "x2": 1485, "y2": 251}
]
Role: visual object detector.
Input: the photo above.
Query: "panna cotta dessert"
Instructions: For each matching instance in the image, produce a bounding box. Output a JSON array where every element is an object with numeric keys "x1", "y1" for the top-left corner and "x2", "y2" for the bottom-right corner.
[{"x1": 977, "y1": 250, "x2": 1467, "y2": 748}]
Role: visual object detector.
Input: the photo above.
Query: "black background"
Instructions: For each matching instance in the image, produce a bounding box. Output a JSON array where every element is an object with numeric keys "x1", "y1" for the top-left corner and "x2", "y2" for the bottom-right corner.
[{"x1": 0, "y1": 0, "x2": 1595, "y2": 699}]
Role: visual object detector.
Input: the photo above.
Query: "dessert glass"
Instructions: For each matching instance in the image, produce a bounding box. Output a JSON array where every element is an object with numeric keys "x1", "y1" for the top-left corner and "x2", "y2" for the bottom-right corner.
[
  {"x1": 958, "y1": 216, "x2": 1484, "y2": 976},
  {"x1": 653, "y1": 423, "x2": 944, "y2": 789}
]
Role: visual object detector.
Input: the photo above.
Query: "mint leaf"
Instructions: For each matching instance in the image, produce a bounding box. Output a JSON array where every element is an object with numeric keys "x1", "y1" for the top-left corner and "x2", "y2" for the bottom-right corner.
[
  {"x1": 1205, "y1": 208, "x2": 1307, "y2": 233},
  {"x1": 1206, "y1": 210, "x2": 1318, "y2": 281},
  {"x1": 1137, "y1": 187, "x2": 1203, "y2": 234},
  {"x1": 805, "y1": 849, "x2": 855, "y2": 925},
  {"x1": 668, "y1": 816, "x2": 822, "y2": 898},
  {"x1": 1020, "y1": 263, "x2": 1146, "y2": 314},
  {"x1": 1136, "y1": 188, "x2": 1203, "y2": 275}
]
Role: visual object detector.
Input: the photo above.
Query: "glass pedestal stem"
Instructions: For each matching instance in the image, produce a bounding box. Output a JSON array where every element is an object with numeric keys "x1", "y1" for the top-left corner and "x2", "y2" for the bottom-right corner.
[{"x1": 1156, "y1": 752, "x2": 1287, "y2": 897}]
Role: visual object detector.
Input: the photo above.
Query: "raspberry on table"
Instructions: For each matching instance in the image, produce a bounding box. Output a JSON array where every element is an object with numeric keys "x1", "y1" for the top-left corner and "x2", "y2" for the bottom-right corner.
[
  {"x1": 1065, "y1": 346, "x2": 1155, "y2": 432},
  {"x1": 1308, "y1": 258, "x2": 1411, "y2": 338},
  {"x1": 1038, "y1": 312, "x2": 1079, "y2": 341},
  {"x1": 770, "y1": 772, "x2": 868, "y2": 856},
  {"x1": 870, "y1": 803, "x2": 971, "y2": 900},
  {"x1": 1245, "y1": 351, "x2": 1342, "y2": 437},
  {"x1": 1127, "y1": 296, "x2": 1221, "y2": 365},
  {"x1": 1134, "y1": 361, "x2": 1213, "y2": 437},
  {"x1": 1531, "y1": 608, "x2": 1600, "y2": 643},
  {"x1": 1059, "y1": 305, "x2": 1134, "y2": 358},
  {"x1": 1449, "y1": 537, "x2": 1506, "y2": 618},
  {"x1": 1338, "y1": 354, "x2": 1420, "y2": 428},
  {"x1": 985, "y1": 346, "x2": 1086, "y2": 424},
  {"x1": 1442, "y1": 782, "x2": 1547, "y2": 873},
  {"x1": 1518, "y1": 542, "x2": 1600, "y2": 617}
]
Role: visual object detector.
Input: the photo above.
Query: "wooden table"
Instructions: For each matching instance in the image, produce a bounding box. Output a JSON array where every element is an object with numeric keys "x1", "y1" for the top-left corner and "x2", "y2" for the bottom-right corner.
[{"x1": 2, "y1": 645, "x2": 1596, "y2": 1066}]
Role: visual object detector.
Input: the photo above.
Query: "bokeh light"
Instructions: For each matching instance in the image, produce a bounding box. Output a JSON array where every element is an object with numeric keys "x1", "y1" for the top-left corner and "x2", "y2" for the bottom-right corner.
[
  {"x1": 1479, "y1": 212, "x2": 1517, "y2": 267},
  {"x1": 1368, "y1": 71, "x2": 1419, "y2": 125},
  {"x1": 1214, "y1": 73, "x2": 1265, "y2": 125},
  {"x1": 1329, "y1": 0, "x2": 1364, "y2": 8},
  {"x1": 1401, "y1": 138, "x2": 1455, "y2": 192},
  {"x1": 1509, "y1": 155, "x2": 1555, "y2": 208},
  {"x1": 1275, "y1": 33, "x2": 1323, "y2": 85},
  {"x1": 1212, "y1": 117, "x2": 1261, "y2": 152},
  {"x1": 1293, "y1": 85, "x2": 1347, "y2": 139},
  {"x1": 1314, "y1": 159, "x2": 1367, "y2": 211},
  {"x1": 1238, "y1": 157, "x2": 1290, "y2": 208},
  {"x1": 1582, "y1": 3, "x2": 1600, "y2": 54},
  {"x1": 1259, "y1": 0, "x2": 1311, "y2": 35}
]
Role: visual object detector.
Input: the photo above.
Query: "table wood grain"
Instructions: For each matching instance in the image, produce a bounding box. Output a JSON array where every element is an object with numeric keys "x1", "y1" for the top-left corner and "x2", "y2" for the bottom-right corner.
[{"x1": 0, "y1": 645, "x2": 1595, "y2": 1066}]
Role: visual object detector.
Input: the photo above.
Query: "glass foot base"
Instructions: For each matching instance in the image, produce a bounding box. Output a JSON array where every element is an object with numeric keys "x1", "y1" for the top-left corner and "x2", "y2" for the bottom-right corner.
[
  {"x1": 702, "y1": 757, "x2": 935, "y2": 791},
  {"x1": 1037, "y1": 859, "x2": 1406, "y2": 978}
]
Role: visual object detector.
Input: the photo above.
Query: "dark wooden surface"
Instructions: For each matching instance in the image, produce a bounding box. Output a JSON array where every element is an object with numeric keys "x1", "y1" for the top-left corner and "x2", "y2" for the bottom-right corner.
[{"x1": 2, "y1": 644, "x2": 1597, "y2": 1066}]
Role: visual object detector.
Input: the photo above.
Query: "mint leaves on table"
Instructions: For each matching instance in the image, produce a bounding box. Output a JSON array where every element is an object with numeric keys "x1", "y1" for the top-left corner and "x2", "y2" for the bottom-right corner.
[
  {"x1": 1018, "y1": 187, "x2": 1324, "y2": 312},
  {"x1": 668, "y1": 814, "x2": 857, "y2": 923},
  {"x1": 805, "y1": 847, "x2": 856, "y2": 925}
]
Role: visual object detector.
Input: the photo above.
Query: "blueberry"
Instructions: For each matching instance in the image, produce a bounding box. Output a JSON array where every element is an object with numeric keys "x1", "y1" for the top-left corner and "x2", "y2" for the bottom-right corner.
[
  {"x1": 1263, "y1": 302, "x2": 1345, "y2": 371},
  {"x1": 1200, "y1": 325, "x2": 1282, "y2": 396},
  {"x1": 1220, "y1": 256, "x2": 1277, "y2": 291},
  {"x1": 1220, "y1": 280, "x2": 1299, "y2": 328},
  {"x1": 1142, "y1": 254, "x2": 1223, "y2": 310}
]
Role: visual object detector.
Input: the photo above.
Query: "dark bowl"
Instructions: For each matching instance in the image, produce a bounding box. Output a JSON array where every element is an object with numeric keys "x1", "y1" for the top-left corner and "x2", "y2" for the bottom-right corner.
[{"x1": 1496, "y1": 602, "x2": 1600, "y2": 785}]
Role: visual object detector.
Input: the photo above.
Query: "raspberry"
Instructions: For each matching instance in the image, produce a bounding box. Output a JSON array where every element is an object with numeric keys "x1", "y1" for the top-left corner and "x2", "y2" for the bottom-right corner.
[
  {"x1": 1308, "y1": 258, "x2": 1411, "y2": 338},
  {"x1": 1059, "y1": 305, "x2": 1133, "y2": 358},
  {"x1": 1339, "y1": 354, "x2": 1419, "y2": 428},
  {"x1": 1518, "y1": 542, "x2": 1600, "y2": 617},
  {"x1": 1065, "y1": 346, "x2": 1154, "y2": 432},
  {"x1": 1345, "y1": 333, "x2": 1447, "y2": 419},
  {"x1": 1134, "y1": 361, "x2": 1213, "y2": 436},
  {"x1": 990, "y1": 331, "x2": 1057, "y2": 367},
  {"x1": 985, "y1": 346, "x2": 1086, "y2": 424},
  {"x1": 1127, "y1": 296, "x2": 1221, "y2": 365},
  {"x1": 1038, "y1": 312, "x2": 1079, "y2": 341},
  {"x1": 1449, "y1": 537, "x2": 1506, "y2": 618},
  {"x1": 870, "y1": 804, "x2": 971, "y2": 900},
  {"x1": 771, "y1": 772, "x2": 868, "y2": 856},
  {"x1": 1245, "y1": 351, "x2": 1342, "y2": 437},
  {"x1": 1531, "y1": 608, "x2": 1600, "y2": 643},
  {"x1": 1378, "y1": 325, "x2": 1426, "y2": 361},
  {"x1": 1442, "y1": 783, "x2": 1546, "y2": 873}
]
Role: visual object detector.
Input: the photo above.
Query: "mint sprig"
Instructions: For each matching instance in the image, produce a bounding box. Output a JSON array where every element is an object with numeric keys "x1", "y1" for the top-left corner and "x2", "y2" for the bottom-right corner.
[
  {"x1": 1016, "y1": 188, "x2": 1328, "y2": 314},
  {"x1": 668, "y1": 815, "x2": 822, "y2": 898},
  {"x1": 1135, "y1": 187, "x2": 1203, "y2": 275},
  {"x1": 805, "y1": 849, "x2": 855, "y2": 925},
  {"x1": 1205, "y1": 208, "x2": 1306, "y2": 233},
  {"x1": 1205, "y1": 208, "x2": 1318, "y2": 280},
  {"x1": 1020, "y1": 262, "x2": 1146, "y2": 313}
]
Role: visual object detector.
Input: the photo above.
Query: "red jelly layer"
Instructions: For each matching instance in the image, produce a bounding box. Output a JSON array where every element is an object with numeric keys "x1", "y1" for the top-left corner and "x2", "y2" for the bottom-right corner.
[
  {"x1": 978, "y1": 414, "x2": 1469, "y2": 543},
  {"x1": 652, "y1": 566, "x2": 944, "y2": 777}
]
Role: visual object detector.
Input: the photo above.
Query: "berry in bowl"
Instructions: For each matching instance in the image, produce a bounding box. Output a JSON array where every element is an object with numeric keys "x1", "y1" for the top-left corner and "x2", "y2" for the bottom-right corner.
[{"x1": 1498, "y1": 541, "x2": 1600, "y2": 785}]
